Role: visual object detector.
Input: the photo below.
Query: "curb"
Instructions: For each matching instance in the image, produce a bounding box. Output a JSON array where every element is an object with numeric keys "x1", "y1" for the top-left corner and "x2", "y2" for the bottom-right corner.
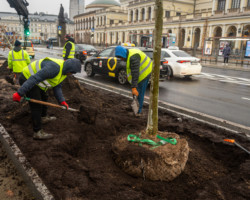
[
  {"x1": 202, "y1": 63, "x2": 250, "y2": 72},
  {"x1": 76, "y1": 76, "x2": 250, "y2": 139},
  {"x1": 0, "y1": 124, "x2": 55, "y2": 200}
]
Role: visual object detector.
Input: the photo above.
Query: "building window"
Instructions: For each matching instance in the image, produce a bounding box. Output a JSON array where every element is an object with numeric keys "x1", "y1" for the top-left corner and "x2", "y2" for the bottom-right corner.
[
  {"x1": 110, "y1": 20, "x2": 114, "y2": 25},
  {"x1": 217, "y1": 0, "x2": 226, "y2": 11},
  {"x1": 248, "y1": 0, "x2": 250, "y2": 7},
  {"x1": 165, "y1": 11, "x2": 170, "y2": 18},
  {"x1": 231, "y1": 0, "x2": 241, "y2": 8},
  {"x1": 135, "y1": 9, "x2": 139, "y2": 21},
  {"x1": 148, "y1": 7, "x2": 151, "y2": 20},
  {"x1": 176, "y1": 12, "x2": 181, "y2": 16}
]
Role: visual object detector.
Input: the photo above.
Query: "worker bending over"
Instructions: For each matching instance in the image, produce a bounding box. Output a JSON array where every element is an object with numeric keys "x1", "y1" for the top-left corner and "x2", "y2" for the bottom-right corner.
[
  {"x1": 12, "y1": 57, "x2": 81, "y2": 140},
  {"x1": 115, "y1": 46, "x2": 152, "y2": 116}
]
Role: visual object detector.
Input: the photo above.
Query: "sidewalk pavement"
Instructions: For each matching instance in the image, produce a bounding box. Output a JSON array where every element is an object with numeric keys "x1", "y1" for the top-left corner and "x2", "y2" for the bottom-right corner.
[{"x1": 201, "y1": 61, "x2": 250, "y2": 72}]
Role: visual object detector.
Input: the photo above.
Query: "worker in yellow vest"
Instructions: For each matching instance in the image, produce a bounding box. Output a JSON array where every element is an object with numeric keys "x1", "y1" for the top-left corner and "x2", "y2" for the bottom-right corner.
[
  {"x1": 63, "y1": 34, "x2": 75, "y2": 60},
  {"x1": 12, "y1": 58, "x2": 81, "y2": 140},
  {"x1": 115, "y1": 46, "x2": 152, "y2": 116},
  {"x1": 8, "y1": 40, "x2": 30, "y2": 83}
]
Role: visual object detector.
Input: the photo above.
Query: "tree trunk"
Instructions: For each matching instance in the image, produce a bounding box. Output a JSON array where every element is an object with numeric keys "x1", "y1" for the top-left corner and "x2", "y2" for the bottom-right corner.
[{"x1": 146, "y1": 0, "x2": 163, "y2": 135}]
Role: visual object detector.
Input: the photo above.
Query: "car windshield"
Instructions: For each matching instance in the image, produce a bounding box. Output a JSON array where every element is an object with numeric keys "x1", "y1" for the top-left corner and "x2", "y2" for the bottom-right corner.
[
  {"x1": 78, "y1": 45, "x2": 96, "y2": 51},
  {"x1": 172, "y1": 51, "x2": 191, "y2": 57},
  {"x1": 21, "y1": 42, "x2": 32, "y2": 47}
]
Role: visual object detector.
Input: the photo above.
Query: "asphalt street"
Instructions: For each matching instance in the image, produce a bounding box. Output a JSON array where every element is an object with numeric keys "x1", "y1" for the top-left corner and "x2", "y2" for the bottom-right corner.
[{"x1": 1, "y1": 48, "x2": 249, "y2": 127}]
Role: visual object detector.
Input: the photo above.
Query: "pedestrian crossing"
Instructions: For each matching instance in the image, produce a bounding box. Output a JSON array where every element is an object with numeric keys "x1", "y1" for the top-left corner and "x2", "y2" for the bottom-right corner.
[{"x1": 194, "y1": 73, "x2": 250, "y2": 86}]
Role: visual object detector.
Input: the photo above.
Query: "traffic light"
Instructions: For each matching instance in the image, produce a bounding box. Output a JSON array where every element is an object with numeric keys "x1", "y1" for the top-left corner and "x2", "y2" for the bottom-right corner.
[
  {"x1": 24, "y1": 18, "x2": 30, "y2": 36},
  {"x1": 24, "y1": 24, "x2": 30, "y2": 36}
]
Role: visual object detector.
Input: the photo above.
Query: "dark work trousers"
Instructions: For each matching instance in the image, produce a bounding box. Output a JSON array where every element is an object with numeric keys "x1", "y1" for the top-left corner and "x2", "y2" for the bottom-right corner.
[
  {"x1": 224, "y1": 57, "x2": 229, "y2": 63},
  {"x1": 19, "y1": 74, "x2": 48, "y2": 132},
  {"x1": 137, "y1": 76, "x2": 150, "y2": 114}
]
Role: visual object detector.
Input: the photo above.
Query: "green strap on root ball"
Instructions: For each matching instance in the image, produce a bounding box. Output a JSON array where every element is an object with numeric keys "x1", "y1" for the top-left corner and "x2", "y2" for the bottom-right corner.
[{"x1": 127, "y1": 134, "x2": 177, "y2": 149}]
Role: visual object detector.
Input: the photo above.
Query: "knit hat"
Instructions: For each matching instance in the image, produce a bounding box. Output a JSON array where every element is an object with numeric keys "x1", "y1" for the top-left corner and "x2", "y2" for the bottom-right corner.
[
  {"x1": 65, "y1": 34, "x2": 71, "y2": 39},
  {"x1": 115, "y1": 46, "x2": 128, "y2": 59},
  {"x1": 14, "y1": 40, "x2": 21, "y2": 47}
]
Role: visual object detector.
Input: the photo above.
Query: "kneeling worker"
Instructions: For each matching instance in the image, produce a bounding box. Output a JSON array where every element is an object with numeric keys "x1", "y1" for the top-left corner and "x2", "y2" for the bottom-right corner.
[
  {"x1": 115, "y1": 46, "x2": 152, "y2": 116},
  {"x1": 12, "y1": 57, "x2": 81, "y2": 140}
]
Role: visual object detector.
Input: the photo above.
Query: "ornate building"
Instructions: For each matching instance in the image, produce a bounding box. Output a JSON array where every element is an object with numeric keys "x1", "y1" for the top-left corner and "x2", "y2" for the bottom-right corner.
[
  {"x1": 0, "y1": 12, "x2": 74, "y2": 42},
  {"x1": 74, "y1": 0, "x2": 250, "y2": 58}
]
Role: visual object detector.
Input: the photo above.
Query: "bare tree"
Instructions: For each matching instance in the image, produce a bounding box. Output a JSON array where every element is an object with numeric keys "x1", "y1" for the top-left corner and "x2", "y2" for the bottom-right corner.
[{"x1": 146, "y1": 0, "x2": 163, "y2": 135}]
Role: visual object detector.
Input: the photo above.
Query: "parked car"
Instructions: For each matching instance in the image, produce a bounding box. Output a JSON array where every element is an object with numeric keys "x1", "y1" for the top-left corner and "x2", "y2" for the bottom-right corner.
[
  {"x1": 161, "y1": 46, "x2": 202, "y2": 78},
  {"x1": 75, "y1": 44, "x2": 98, "y2": 63},
  {"x1": 84, "y1": 46, "x2": 170, "y2": 84},
  {"x1": 20, "y1": 40, "x2": 35, "y2": 58}
]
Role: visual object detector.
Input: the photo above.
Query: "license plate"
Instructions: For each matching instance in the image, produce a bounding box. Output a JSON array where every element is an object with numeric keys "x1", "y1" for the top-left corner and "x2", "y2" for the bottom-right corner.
[{"x1": 191, "y1": 62, "x2": 198, "y2": 65}]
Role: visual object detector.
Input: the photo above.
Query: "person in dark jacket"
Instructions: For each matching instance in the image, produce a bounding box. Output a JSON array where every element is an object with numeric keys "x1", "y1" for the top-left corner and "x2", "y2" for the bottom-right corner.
[
  {"x1": 115, "y1": 46, "x2": 152, "y2": 116},
  {"x1": 63, "y1": 35, "x2": 75, "y2": 60},
  {"x1": 12, "y1": 58, "x2": 81, "y2": 140},
  {"x1": 223, "y1": 44, "x2": 231, "y2": 65}
]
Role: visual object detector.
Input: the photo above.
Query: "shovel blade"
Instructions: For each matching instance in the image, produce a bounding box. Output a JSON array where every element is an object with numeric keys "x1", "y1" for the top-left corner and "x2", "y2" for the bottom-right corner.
[{"x1": 131, "y1": 96, "x2": 139, "y2": 115}]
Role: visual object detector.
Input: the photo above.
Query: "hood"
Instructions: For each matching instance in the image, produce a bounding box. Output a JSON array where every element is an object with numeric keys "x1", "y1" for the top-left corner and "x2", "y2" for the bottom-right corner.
[
  {"x1": 13, "y1": 46, "x2": 22, "y2": 52},
  {"x1": 115, "y1": 46, "x2": 127, "y2": 59},
  {"x1": 67, "y1": 37, "x2": 75, "y2": 43},
  {"x1": 62, "y1": 58, "x2": 81, "y2": 75}
]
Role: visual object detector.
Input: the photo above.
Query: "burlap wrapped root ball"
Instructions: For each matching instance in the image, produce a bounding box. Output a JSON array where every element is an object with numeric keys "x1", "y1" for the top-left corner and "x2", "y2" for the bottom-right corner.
[{"x1": 112, "y1": 132, "x2": 189, "y2": 181}]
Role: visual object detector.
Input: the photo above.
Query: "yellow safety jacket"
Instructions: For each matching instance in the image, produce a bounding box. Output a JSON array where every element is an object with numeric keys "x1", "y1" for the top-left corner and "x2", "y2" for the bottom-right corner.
[
  {"x1": 8, "y1": 49, "x2": 30, "y2": 73},
  {"x1": 63, "y1": 41, "x2": 75, "y2": 59},
  {"x1": 22, "y1": 57, "x2": 67, "y2": 91},
  {"x1": 126, "y1": 49, "x2": 152, "y2": 84}
]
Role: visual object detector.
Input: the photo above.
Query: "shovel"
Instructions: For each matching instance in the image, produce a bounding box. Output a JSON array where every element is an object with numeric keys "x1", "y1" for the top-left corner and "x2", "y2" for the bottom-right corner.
[
  {"x1": 224, "y1": 139, "x2": 250, "y2": 154},
  {"x1": 131, "y1": 95, "x2": 139, "y2": 115},
  {"x1": 23, "y1": 97, "x2": 79, "y2": 112}
]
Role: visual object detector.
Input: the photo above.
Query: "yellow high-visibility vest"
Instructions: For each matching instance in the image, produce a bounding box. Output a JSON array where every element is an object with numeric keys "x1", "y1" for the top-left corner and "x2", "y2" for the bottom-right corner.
[
  {"x1": 8, "y1": 49, "x2": 30, "y2": 73},
  {"x1": 22, "y1": 57, "x2": 67, "y2": 91},
  {"x1": 63, "y1": 41, "x2": 75, "y2": 59},
  {"x1": 126, "y1": 49, "x2": 152, "y2": 84}
]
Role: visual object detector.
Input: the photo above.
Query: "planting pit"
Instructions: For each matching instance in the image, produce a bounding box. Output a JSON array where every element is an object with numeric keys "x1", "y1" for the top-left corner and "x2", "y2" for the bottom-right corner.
[{"x1": 0, "y1": 60, "x2": 249, "y2": 200}]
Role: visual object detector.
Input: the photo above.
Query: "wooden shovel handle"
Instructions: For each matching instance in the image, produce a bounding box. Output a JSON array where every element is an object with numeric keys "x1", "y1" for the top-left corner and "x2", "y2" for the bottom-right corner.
[{"x1": 28, "y1": 98, "x2": 63, "y2": 109}]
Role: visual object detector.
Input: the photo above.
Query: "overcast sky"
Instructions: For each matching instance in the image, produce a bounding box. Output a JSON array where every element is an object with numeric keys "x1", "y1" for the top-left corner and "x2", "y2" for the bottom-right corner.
[{"x1": 0, "y1": 0, "x2": 96, "y2": 15}]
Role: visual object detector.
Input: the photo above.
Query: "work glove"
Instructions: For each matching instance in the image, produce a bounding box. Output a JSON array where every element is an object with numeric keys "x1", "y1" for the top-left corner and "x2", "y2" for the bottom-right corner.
[
  {"x1": 132, "y1": 88, "x2": 139, "y2": 97},
  {"x1": 13, "y1": 92, "x2": 21, "y2": 102},
  {"x1": 60, "y1": 101, "x2": 69, "y2": 110}
]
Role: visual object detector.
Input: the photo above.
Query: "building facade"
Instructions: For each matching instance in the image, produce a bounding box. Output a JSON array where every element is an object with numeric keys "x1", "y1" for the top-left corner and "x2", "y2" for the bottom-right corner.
[
  {"x1": 0, "y1": 12, "x2": 74, "y2": 43},
  {"x1": 74, "y1": 0, "x2": 250, "y2": 57}
]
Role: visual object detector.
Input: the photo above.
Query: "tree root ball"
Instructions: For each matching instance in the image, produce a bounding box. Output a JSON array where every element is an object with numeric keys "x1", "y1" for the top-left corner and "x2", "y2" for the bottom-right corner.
[{"x1": 112, "y1": 131, "x2": 189, "y2": 181}]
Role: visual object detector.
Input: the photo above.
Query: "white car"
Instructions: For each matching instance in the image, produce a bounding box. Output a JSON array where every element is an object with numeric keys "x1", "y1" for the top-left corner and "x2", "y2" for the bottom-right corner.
[{"x1": 161, "y1": 46, "x2": 202, "y2": 78}]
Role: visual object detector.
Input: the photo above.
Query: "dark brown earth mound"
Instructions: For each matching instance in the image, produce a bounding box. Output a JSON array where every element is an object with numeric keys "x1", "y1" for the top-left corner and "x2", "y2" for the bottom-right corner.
[{"x1": 0, "y1": 62, "x2": 249, "y2": 200}]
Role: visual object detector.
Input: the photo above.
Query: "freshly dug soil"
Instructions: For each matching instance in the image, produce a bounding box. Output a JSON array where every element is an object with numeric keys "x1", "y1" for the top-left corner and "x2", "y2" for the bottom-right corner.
[{"x1": 0, "y1": 61, "x2": 250, "y2": 200}]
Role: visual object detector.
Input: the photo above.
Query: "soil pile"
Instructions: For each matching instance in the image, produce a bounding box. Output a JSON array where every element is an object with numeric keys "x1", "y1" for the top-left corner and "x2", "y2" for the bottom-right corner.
[{"x1": 0, "y1": 62, "x2": 249, "y2": 199}]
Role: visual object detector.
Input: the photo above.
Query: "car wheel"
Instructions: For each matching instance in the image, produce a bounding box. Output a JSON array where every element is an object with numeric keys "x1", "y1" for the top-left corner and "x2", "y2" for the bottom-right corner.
[
  {"x1": 85, "y1": 63, "x2": 95, "y2": 77},
  {"x1": 117, "y1": 69, "x2": 127, "y2": 85}
]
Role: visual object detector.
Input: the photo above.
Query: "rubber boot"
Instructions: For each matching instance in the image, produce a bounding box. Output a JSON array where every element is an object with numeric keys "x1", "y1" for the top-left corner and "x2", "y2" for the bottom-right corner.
[{"x1": 33, "y1": 130, "x2": 53, "y2": 140}]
